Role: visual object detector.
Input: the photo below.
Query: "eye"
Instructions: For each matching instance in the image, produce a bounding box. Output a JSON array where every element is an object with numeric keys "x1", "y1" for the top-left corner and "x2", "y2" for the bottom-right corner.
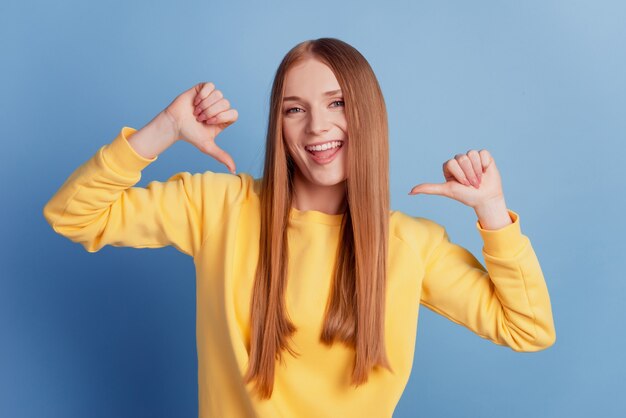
[
  {"x1": 285, "y1": 107, "x2": 303, "y2": 114},
  {"x1": 284, "y1": 99, "x2": 344, "y2": 115}
]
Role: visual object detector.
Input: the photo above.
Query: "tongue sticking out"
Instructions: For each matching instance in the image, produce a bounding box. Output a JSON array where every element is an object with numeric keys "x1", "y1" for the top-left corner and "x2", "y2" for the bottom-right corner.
[{"x1": 309, "y1": 146, "x2": 340, "y2": 159}]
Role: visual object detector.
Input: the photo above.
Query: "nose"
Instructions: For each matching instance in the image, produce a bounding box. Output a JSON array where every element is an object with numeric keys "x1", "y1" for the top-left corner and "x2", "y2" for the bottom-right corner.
[{"x1": 305, "y1": 106, "x2": 331, "y2": 136}]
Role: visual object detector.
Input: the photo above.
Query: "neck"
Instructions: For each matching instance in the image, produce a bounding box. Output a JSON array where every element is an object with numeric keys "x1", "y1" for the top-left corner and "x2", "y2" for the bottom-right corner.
[{"x1": 291, "y1": 171, "x2": 347, "y2": 215}]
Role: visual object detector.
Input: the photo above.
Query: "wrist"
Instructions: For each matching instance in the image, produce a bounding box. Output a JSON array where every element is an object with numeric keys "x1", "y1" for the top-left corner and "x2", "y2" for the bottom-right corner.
[
  {"x1": 474, "y1": 197, "x2": 511, "y2": 230},
  {"x1": 127, "y1": 111, "x2": 179, "y2": 159},
  {"x1": 156, "y1": 109, "x2": 180, "y2": 144},
  {"x1": 161, "y1": 108, "x2": 181, "y2": 141}
]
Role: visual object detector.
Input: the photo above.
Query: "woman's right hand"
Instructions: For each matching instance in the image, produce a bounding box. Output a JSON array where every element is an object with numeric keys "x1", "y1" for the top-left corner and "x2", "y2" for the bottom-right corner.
[{"x1": 164, "y1": 82, "x2": 239, "y2": 174}]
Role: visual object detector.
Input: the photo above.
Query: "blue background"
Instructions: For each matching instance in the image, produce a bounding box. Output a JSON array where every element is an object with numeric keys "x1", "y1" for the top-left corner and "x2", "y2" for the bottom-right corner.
[{"x1": 2, "y1": 0, "x2": 624, "y2": 417}]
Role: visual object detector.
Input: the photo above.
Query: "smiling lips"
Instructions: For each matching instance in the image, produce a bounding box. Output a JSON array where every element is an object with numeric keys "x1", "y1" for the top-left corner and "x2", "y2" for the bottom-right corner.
[
  {"x1": 305, "y1": 140, "x2": 344, "y2": 152},
  {"x1": 305, "y1": 141, "x2": 344, "y2": 164}
]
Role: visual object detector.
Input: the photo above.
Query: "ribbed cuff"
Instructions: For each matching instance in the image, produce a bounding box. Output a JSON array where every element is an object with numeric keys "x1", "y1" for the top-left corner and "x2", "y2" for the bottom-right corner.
[
  {"x1": 475, "y1": 209, "x2": 526, "y2": 258},
  {"x1": 101, "y1": 126, "x2": 158, "y2": 177}
]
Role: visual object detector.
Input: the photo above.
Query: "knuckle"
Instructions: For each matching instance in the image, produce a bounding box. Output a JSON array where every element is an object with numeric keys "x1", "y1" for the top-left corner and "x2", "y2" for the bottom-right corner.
[{"x1": 199, "y1": 82, "x2": 213, "y2": 97}]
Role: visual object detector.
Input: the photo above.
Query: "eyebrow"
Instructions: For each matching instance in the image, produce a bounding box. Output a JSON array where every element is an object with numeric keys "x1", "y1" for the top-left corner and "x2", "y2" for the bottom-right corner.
[{"x1": 283, "y1": 89, "x2": 342, "y2": 102}]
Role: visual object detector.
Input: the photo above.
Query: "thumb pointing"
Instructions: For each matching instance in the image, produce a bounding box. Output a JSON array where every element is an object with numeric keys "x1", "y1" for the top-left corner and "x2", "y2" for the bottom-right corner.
[
  {"x1": 409, "y1": 183, "x2": 448, "y2": 196},
  {"x1": 203, "y1": 141, "x2": 237, "y2": 174}
]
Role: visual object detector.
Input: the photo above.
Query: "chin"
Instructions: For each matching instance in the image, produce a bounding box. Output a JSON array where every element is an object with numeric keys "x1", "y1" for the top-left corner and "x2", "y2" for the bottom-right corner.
[
  {"x1": 308, "y1": 174, "x2": 347, "y2": 187},
  {"x1": 290, "y1": 150, "x2": 348, "y2": 187}
]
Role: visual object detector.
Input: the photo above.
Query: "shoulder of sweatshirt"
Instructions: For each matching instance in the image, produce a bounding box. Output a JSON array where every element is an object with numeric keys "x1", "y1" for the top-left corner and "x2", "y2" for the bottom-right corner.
[
  {"x1": 389, "y1": 208, "x2": 527, "y2": 261},
  {"x1": 389, "y1": 210, "x2": 444, "y2": 262}
]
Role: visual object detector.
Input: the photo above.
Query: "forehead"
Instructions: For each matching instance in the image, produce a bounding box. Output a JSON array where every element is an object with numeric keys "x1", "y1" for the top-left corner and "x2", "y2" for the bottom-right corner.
[{"x1": 283, "y1": 58, "x2": 341, "y2": 97}]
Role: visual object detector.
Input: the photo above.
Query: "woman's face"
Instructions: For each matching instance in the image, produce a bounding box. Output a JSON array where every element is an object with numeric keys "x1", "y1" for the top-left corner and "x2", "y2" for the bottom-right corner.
[{"x1": 282, "y1": 57, "x2": 348, "y2": 187}]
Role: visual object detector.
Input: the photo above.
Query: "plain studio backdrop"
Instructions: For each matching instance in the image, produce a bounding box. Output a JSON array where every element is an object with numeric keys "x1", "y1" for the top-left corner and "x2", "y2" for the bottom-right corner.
[{"x1": 1, "y1": 1, "x2": 624, "y2": 417}]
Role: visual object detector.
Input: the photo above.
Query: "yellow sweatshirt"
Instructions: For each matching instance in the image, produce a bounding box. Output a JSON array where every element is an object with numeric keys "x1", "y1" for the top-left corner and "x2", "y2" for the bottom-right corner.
[{"x1": 43, "y1": 127, "x2": 556, "y2": 418}]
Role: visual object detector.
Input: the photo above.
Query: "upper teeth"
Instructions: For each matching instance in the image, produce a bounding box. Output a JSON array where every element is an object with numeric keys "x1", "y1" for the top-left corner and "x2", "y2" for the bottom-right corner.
[{"x1": 305, "y1": 141, "x2": 343, "y2": 152}]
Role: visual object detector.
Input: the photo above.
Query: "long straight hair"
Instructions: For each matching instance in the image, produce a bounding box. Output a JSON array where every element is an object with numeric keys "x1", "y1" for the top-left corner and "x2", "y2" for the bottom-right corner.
[{"x1": 243, "y1": 37, "x2": 392, "y2": 400}]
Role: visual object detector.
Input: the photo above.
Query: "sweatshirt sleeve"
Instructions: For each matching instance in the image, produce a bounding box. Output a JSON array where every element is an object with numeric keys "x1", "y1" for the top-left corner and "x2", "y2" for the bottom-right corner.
[
  {"x1": 419, "y1": 209, "x2": 556, "y2": 352},
  {"x1": 42, "y1": 126, "x2": 243, "y2": 258}
]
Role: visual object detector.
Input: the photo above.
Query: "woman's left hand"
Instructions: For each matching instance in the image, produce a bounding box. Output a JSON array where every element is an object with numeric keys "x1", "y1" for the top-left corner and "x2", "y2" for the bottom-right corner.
[{"x1": 408, "y1": 149, "x2": 505, "y2": 209}]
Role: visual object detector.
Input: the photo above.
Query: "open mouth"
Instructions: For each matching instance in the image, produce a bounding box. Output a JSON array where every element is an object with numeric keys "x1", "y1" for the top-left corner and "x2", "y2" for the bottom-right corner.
[{"x1": 305, "y1": 141, "x2": 344, "y2": 164}]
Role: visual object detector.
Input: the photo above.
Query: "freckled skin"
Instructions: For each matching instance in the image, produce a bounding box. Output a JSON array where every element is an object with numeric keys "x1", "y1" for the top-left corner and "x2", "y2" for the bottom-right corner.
[{"x1": 282, "y1": 58, "x2": 349, "y2": 215}]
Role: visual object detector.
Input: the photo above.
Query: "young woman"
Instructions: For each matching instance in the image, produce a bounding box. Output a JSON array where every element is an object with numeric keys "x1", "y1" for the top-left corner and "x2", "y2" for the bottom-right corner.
[{"x1": 43, "y1": 38, "x2": 556, "y2": 418}]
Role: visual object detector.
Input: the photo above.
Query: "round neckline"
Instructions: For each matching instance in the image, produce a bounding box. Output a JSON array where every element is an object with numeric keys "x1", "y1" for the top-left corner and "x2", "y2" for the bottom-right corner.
[{"x1": 289, "y1": 206, "x2": 344, "y2": 226}]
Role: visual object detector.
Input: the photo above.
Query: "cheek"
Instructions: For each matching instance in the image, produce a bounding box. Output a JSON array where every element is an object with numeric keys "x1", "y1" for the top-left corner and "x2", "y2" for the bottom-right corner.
[
  {"x1": 282, "y1": 125, "x2": 301, "y2": 156},
  {"x1": 281, "y1": 137, "x2": 298, "y2": 162},
  {"x1": 282, "y1": 121, "x2": 299, "y2": 140},
  {"x1": 334, "y1": 113, "x2": 348, "y2": 132}
]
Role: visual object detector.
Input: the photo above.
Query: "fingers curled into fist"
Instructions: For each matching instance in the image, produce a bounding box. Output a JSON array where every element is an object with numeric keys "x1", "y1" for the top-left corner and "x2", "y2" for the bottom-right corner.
[
  {"x1": 444, "y1": 149, "x2": 493, "y2": 188},
  {"x1": 408, "y1": 148, "x2": 502, "y2": 209},
  {"x1": 192, "y1": 82, "x2": 238, "y2": 126}
]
